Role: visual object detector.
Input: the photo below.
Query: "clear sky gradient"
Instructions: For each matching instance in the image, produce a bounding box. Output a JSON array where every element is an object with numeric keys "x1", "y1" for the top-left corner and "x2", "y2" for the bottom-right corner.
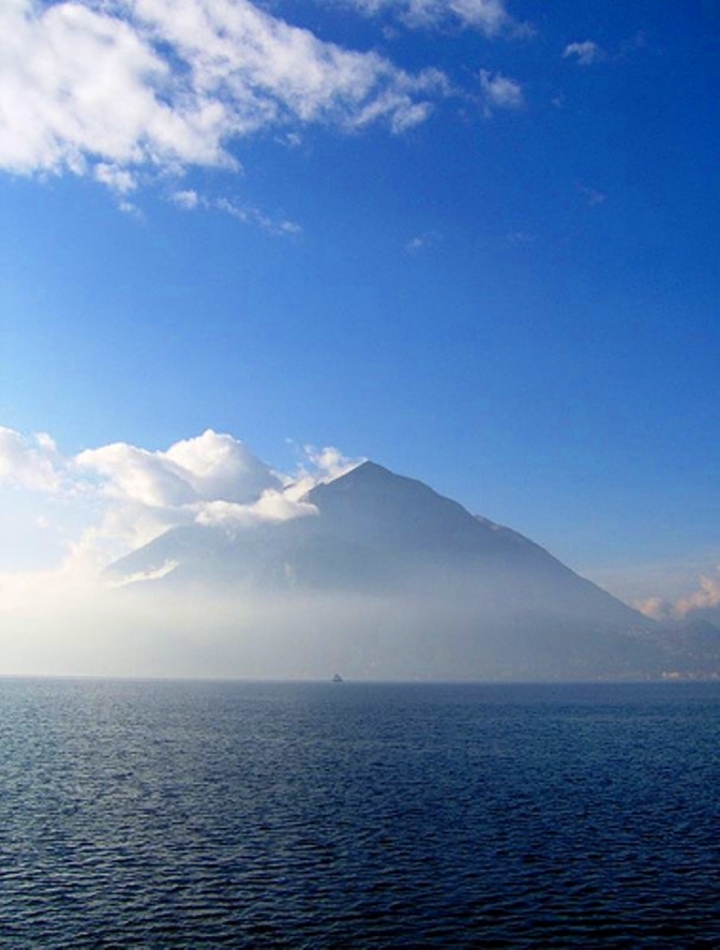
[{"x1": 1, "y1": 0, "x2": 719, "y2": 608}]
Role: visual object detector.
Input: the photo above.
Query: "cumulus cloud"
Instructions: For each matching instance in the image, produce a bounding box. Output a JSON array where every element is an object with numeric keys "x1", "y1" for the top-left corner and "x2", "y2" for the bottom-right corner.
[
  {"x1": 0, "y1": 425, "x2": 370, "y2": 678},
  {"x1": 563, "y1": 40, "x2": 604, "y2": 66},
  {"x1": 479, "y1": 69, "x2": 524, "y2": 115},
  {"x1": 0, "y1": 0, "x2": 446, "y2": 192},
  {"x1": 71, "y1": 429, "x2": 295, "y2": 550},
  {"x1": 0, "y1": 425, "x2": 360, "y2": 572},
  {"x1": 160, "y1": 429, "x2": 282, "y2": 503},
  {"x1": 343, "y1": 0, "x2": 526, "y2": 37},
  {"x1": 0, "y1": 426, "x2": 62, "y2": 492}
]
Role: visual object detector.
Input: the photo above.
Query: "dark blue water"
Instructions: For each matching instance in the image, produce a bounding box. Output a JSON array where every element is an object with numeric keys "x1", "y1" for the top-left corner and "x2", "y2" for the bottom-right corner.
[{"x1": 1, "y1": 679, "x2": 719, "y2": 947}]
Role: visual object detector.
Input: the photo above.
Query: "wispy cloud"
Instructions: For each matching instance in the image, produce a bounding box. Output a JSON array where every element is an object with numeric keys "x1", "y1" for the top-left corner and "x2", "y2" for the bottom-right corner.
[
  {"x1": 284, "y1": 445, "x2": 363, "y2": 501},
  {"x1": 170, "y1": 190, "x2": 302, "y2": 236},
  {"x1": 214, "y1": 198, "x2": 303, "y2": 236},
  {"x1": 563, "y1": 40, "x2": 605, "y2": 66},
  {"x1": 0, "y1": 0, "x2": 447, "y2": 197},
  {"x1": 339, "y1": 0, "x2": 528, "y2": 37},
  {"x1": 406, "y1": 230, "x2": 441, "y2": 253},
  {"x1": 479, "y1": 69, "x2": 524, "y2": 116}
]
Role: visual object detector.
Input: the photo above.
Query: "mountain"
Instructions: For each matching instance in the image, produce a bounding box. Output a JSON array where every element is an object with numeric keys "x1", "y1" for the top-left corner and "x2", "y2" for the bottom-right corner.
[{"x1": 108, "y1": 461, "x2": 689, "y2": 680}]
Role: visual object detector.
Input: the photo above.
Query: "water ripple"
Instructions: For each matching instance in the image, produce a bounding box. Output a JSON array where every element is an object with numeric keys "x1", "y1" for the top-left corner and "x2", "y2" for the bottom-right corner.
[{"x1": 1, "y1": 679, "x2": 719, "y2": 947}]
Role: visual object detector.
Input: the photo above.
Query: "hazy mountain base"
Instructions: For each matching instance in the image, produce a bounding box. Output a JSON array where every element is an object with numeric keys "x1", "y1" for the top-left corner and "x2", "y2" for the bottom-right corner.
[
  {"x1": 104, "y1": 583, "x2": 667, "y2": 681},
  {"x1": 4, "y1": 578, "x2": 716, "y2": 681},
  {"x1": 99, "y1": 461, "x2": 720, "y2": 681},
  {"x1": 107, "y1": 553, "x2": 656, "y2": 681}
]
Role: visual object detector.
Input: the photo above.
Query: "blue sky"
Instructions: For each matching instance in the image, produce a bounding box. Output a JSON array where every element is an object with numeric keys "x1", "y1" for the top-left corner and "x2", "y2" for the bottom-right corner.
[{"x1": 1, "y1": 0, "x2": 719, "y2": 611}]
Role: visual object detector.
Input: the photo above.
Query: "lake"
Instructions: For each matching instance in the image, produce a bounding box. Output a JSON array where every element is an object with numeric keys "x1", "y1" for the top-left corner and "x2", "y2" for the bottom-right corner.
[{"x1": 1, "y1": 678, "x2": 719, "y2": 947}]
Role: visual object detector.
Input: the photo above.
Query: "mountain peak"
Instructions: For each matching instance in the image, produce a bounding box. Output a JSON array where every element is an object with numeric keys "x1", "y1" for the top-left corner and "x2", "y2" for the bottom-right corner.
[
  {"x1": 306, "y1": 458, "x2": 465, "y2": 520},
  {"x1": 310, "y1": 459, "x2": 449, "y2": 502},
  {"x1": 106, "y1": 456, "x2": 660, "y2": 679},
  {"x1": 328, "y1": 459, "x2": 401, "y2": 486}
]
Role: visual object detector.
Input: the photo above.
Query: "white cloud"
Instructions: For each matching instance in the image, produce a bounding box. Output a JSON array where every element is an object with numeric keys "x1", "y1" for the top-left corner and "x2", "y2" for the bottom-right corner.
[
  {"x1": 163, "y1": 429, "x2": 281, "y2": 502},
  {"x1": 563, "y1": 40, "x2": 604, "y2": 66},
  {"x1": 76, "y1": 443, "x2": 199, "y2": 508},
  {"x1": 171, "y1": 189, "x2": 200, "y2": 209},
  {"x1": 304, "y1": 445, "x2": 360, "y2": 480},
  {"x1": 0, "y1": 425, "x2": 365, "y2": 655},
  {"x1": 283, "y1": 445, "x2": 362, "y2": 501},
  {"x1": 76, "y1": 429, "x2": 281, "y2": 507},
  {"x1": 1, "y1": 426, "x2": 362, "y2": 574},
  {"x1": 0, "y1": 1, "x2": 223, "y2": 176},
  {"x1": 94, "y1": 163, "x2": 139, "y2": 194},
  {"x1": 214, "y1": 197, "x2": 303, "y2": 236},
  {"x1": 0, "y1": 426, "x2": 62, "y2": 492},
  {"x1": 0, "y1": 0, "x2": 446, "y2": 194},
  {"x1": 171, "y1": 189, "x2": 302, "y2": 235},
  {"x1": 195, "y1": 491, "x2": 318, "y2": 529},
  {"x1": 343, "y1": 0, "x2": 525, "y2": 37},
  {"x1": 479, "y1": 69, "x2": 524, "y2": 115}
]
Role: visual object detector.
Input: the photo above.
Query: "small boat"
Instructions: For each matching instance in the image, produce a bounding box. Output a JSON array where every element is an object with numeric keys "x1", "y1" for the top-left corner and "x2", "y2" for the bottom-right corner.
[{"x1": 332, "y1": 673, "x2": 344, "y2": 683}]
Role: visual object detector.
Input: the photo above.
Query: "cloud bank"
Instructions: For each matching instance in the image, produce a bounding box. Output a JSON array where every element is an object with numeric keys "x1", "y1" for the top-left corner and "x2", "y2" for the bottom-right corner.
[
  {"x1": 0, "y1": 0, "x2": 447, "y2": 194},
  {"x1": 0, "y1": 0, "x2": 534, "y2": 219},
  {"x1": 0, "y1": 425, "x2": 360, "y2": 577}
]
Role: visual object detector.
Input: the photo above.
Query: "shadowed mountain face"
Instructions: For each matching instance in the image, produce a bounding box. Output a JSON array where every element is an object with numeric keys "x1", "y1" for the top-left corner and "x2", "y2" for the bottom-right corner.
[
  {"x1": 109, "y1": 461, "x2": 664, "y2": 679},
  {"x1": 304, "y1": 463, "x2": 638, "y2": 618},
  {"x1": 112, "y1": 462, "x2": 640, "y2": 620}
]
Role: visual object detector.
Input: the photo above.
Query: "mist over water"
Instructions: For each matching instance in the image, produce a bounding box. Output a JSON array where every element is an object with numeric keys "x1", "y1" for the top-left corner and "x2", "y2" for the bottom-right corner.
[
  {"x1": 2, "y1": 679, "x2": 719, "y2": 947},
  {"x1": 1, "y1": 582, "x2": 652, "y2": 681},
  {"x1": 1, "y1": 456, "x2": 712, "y2": 682}
]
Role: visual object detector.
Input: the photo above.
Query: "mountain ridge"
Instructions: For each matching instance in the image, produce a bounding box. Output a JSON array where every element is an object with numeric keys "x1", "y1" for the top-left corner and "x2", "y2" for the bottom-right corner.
[
  {"x1": 111, "y1": 459, "x2": 641, "y2": 623},
  {"x1": 104, "y1": 459, "x2": 720, "y2": 679}
]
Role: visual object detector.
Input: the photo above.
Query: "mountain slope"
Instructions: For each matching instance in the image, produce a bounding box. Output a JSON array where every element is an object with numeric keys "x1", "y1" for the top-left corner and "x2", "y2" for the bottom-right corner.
[
  {"x1": 305, "y1": 462, "x2": 640, "y2": 618},
  {"x1": 108, "y1": 460, "x2": 659, "y2": 679}
]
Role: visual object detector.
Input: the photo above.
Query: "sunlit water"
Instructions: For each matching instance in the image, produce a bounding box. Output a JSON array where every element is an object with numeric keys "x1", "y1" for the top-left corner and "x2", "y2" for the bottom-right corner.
[{"x1": 1, "y1": 678, "x2": 719, "y2": 947}]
